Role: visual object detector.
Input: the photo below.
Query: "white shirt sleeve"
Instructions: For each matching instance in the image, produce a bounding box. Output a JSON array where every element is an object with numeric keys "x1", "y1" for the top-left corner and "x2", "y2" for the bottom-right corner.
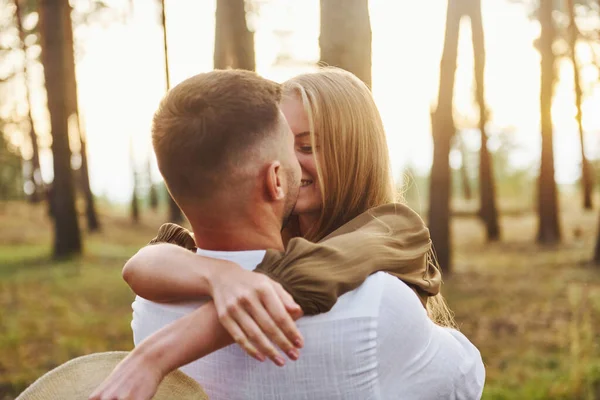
[{"x1": 377, "y1": 273, "x2": 485, "y2": 399}]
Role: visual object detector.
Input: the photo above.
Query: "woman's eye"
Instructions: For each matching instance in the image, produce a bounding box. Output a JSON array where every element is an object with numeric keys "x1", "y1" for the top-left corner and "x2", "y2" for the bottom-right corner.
[{"x1": 298, "y1": 145, "x2": 313, "y2": 154}]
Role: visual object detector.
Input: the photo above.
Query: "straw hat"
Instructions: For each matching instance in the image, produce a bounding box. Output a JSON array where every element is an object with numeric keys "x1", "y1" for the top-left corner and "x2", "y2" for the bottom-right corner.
[{"x1": 16, "y1": 351, "x2": 208, "y2": 400}]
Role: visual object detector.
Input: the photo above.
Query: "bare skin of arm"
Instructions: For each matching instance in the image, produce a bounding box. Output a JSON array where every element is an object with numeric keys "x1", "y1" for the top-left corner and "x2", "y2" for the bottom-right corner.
[
  {"x1": 122, "y1": 243, "x2": 218, "y2": 303},
  {"x1": 89, "y1": 301, "x2": 303, "y2": 400},
  {"x1": 124, "y1": 243, "x2": 304, "y2": 365}
]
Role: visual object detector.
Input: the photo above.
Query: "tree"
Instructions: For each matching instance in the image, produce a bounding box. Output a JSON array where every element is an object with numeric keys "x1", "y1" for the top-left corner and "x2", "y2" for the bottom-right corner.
[
  {"x1": 467, "y1": 0, "x2": 500, "y2": 240},
  {"x1": 130, "y1": 138, "x2": 140, "y2": 224},
  {"x1": 595, "y1": 211, "x2": 600, "y2": 264},
  {"x1": 14, "y1": 0, "x2": 43, "y2": 203},
  {"x1": 456, "y1": 133, "x2": 473, "y2": 200},
  {"x1": 63, "y1": 1, "x2": 100, "y2": 232},
  {"x1": 566, "y1": 0, "x2": 593, "y2": 210},
  {"x1": 319, "y1": 0, "x2": 371, "y2": 87},
  {"x1": 537, "y1": 0, "x2": 562, "y2": 244},
  {"x1": 147, "y1": 156, "x2": 159, "y2": 211},
  {"x1": 429, "y1": 0, "x2": 465, "y2": 273},
  {"x1": 159, "y1": 0, "x2": 183, "y2": 223},
  {"x1": 214, "y1": 0, "x2": 255, "y2": 70},
  {"x1": 39, "y1": 0, "x2": 82, "y2": 257}
]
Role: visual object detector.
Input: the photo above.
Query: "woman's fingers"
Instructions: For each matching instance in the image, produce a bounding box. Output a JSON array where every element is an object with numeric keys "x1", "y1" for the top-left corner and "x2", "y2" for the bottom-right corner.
[
  {"x1": 245, "y1": 299, "x2": 299, "y2": 361},
  {"x1": 230, "y1": 307, "x2": 286, "y2": 366},
  {"x1": 217, "y1": 311, "x2": 266, "y2": 362},
  {"x1": 212, "y1": 272, "x2": 303, "y2": 362},
  {"x1": 260, "y1": 284, "x2": 304, "y2": 349},
  {"x1": 273, "y1": 284, "x2": 304, "y2": 321}
]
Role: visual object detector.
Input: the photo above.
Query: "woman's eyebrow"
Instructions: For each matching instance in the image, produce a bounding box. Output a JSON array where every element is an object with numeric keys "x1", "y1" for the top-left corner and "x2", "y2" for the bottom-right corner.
[{"x1": 295, "y1": 131, "x2": 311, "y2": 138}]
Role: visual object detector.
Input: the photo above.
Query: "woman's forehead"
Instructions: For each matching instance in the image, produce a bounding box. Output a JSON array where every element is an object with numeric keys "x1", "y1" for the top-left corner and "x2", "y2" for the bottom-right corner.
[{"x1": 281, "y1": 98, "x2": 309, "y2": 133}]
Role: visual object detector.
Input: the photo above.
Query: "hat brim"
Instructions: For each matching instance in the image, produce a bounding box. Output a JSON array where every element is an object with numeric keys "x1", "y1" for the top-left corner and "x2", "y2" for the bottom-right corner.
[{"x1": 16, "y1": 351, "x2": 208, "y2": 400}]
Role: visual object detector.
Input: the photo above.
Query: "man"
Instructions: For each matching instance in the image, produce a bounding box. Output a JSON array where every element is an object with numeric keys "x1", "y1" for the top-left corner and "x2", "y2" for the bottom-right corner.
[{"x1": 91, "y1": 70, "x2": 484, "y2": 399}]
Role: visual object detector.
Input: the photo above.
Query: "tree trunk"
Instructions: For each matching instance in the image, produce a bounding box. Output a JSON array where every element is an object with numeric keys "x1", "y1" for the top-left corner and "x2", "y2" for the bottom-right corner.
[
  {"x1": 567, "y1": 0, "x2": 593, "y2": 210},
  {"x1": 147, "y1": 156, "x2": 158, "y2": 211},
  {"x1": 429, "y1": 0, "x2": 464, "y2": 273},
  {"x1": 39, "y1": 0, "x2": 82, "y2": 257},
  {"x1": 214, "y1": 0, "x2": 232, "y2": 69},
  {"x1": 213, "y1": 0, "x2": 255, "y2": 70},
  {"x1": 14, "y1": 0, "x2": 43, "y2": 203},
  {"x1": 457, "y1": 133, "x2": 472, "y2": 200},
  {"x1": 468, "y1": 0, "x2": 500, "y2": 241},
  {"x1": 160, "y1": 0, "x2": 183, "y2": 223},
  {"x1": 537, "y1": 0, "x2": 561, "y2": 244},
  {"x1": 63, "y1": 2, "x2": 100, "y2": 232},
  {"x1": 131, "y1": 171, "x2": 140, "y2": 224},
  {"x1": 594, "y1": 211, "x2": 600, "y2": 265},
  {"x1": 319, "y1": 0, "x2": 371, "y2": 87}
]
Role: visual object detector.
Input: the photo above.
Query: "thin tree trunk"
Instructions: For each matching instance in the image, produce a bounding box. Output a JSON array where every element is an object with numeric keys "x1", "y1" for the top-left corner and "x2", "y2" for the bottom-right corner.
[
  {"x1": 147, "y1": 156, "x2": 158, "y2": 211},
  {"x1": 594, "y1": 211, "x2": 600, "y2": 264},
  {"x1": 63, "y1": 2, "x2": 100, "y2": 231},
  {"x1": 213, "y1": 0, "x2": 255, "y2": 70},
  {"x1": 537, "y1": 0, "x2": 561, "y2": 244},
  {"x1": 228, "y1": 0, "x2": 255, "y2": 70},
  {"x1": 468, "y1": 0, "x2": 500, "y2": 241},
  {"x1": 214, "y1": 0, "x2": 232, "y2": 69},
  {"x1": 457, "y1": 133, "x2": 472, "y2": 200},
  {"x1": 14, "y1": 0, "x2": 43, "y2": 203},
  {"x1": 594, "y1": 0, "x2": 600, "y2": 266},
  {"x1": 320, "y1": 0, "x2": 371, "y2": 87},
  {"x1": 429, "y1": 0, "x2": 464, "y2": 273},
  {"x1": 160, "y1": 0, "x2": 183, "y2": 223},
  {"x1": 39, "y1": 0, "x2": 82, "y2": 257},
  {"x1": 567, "y1": 0, "x2": 593, "y2": 210},
  {"x1": 129, "y1": 137, "x2": 139, "y2": 223}
]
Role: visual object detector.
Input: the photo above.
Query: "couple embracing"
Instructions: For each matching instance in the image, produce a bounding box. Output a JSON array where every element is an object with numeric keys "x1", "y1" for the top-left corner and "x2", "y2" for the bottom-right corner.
[{"x1": 89, "y1": 67, "x2": 485, "y2": 399}]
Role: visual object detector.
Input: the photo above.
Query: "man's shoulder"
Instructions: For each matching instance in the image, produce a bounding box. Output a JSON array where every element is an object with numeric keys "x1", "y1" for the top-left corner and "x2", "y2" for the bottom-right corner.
[{"x1": 299, "y1": 272, "x2": 412, "y2": 324}]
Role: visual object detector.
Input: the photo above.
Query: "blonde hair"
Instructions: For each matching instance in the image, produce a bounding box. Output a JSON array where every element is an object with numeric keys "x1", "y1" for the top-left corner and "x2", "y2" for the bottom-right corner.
[{"x1": 282, "y1": 67, "x2": 455, "y2": 328}]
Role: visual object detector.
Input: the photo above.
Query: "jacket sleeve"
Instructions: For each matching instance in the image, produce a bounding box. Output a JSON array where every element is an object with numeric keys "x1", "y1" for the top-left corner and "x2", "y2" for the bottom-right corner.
[{"x1": 255, "y1": 203, "x2": 441, "y2": 315}]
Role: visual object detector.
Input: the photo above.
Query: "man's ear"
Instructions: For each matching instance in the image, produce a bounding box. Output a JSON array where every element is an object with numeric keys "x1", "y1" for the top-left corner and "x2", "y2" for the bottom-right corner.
[{"x1": 266, "y1": 161, "x2": 285, "y2": 201}]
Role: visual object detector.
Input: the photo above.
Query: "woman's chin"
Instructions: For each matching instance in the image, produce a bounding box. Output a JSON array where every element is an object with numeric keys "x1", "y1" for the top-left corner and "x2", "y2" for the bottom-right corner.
[{"x1": 292, "y1": 200, "x2": 321, "y2": 217}]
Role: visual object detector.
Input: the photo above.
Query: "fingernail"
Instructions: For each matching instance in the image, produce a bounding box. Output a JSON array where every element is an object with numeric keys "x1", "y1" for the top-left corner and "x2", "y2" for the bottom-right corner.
[
  {"x1": 287, "y1": 349, "x2": 299, "y2": 360},
  {"x1": 294, "y1": 338, "x2": 303, "y2": 348},
  {"x1": 274, "y1": 356, "x2": 285, "y2": 366},
  {"x1": 257, "y1": 354, "x2": 266, "y2": 362}
]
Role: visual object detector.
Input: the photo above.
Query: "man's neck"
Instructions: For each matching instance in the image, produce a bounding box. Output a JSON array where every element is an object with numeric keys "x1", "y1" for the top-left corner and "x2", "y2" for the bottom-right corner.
[{"x1": 189, "y1": 214, "x2": 284, "y2": 252}]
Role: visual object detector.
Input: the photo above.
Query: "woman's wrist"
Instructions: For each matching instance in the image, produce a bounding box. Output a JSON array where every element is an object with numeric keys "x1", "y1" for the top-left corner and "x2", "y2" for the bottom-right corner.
[{"x1": 203, "y1": 259, "x2": 239, "y2": 296}]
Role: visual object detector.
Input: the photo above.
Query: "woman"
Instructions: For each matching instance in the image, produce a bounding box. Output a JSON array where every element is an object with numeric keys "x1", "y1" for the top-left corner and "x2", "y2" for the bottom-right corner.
[{"x1": 91, "y1": 68, "x2": 462, "y2": 399}]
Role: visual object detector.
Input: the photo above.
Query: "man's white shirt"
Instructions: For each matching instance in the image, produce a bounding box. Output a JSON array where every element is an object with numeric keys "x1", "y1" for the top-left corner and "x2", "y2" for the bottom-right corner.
[{"x1": 132, "y1": 248, "x2": 485, "y2": 399}]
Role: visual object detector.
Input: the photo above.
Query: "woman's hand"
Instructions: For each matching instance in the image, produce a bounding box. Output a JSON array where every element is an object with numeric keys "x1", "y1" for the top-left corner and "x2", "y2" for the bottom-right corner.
[
  {"x1": 88, "y1": 352, "x2": 163, "y2": 400},
  {"x1": 123, "y1": 243, "x2": 304, "y2": 365},
  {"x1": 206, "y1": 262, "x2": 304, "y2": 366}
]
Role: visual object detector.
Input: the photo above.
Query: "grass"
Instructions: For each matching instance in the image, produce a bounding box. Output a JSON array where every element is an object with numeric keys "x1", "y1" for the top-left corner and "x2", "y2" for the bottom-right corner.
[
  {"x1": 443, "y1": 199, "x2": 600, "y2": 400},
  {"x1": 0, "y1": 199, "x2": 599, "y2": 399}
]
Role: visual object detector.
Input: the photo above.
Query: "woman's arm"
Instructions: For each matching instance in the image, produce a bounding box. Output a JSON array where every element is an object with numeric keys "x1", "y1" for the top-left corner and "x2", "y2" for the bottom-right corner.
[
  {"x1": 128, "y1": 204, "x2": 442, "y2": 317},
  {"x1": 124, "y1": 231, "x2": 305, "y2": 365},
  {"x1": 89, "y1": 301, "x2": 302, "y2": 400},
  {"x1": 256, "y1": 203, "x2": 442, "y2": 315},
  {"x1": 123, "y1": 243, "x2": 227, "y2": 303}
]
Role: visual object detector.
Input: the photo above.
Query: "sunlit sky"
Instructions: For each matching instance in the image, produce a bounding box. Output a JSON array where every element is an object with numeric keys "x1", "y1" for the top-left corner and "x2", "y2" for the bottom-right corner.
[{"x1": 15, "y1": 0, "x2": 600, "y2": 202}]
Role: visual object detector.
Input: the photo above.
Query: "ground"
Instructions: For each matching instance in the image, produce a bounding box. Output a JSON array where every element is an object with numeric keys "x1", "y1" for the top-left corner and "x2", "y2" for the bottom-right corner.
[{"x1": 0, "y1": 199, "x2": 599, "y2": 399}]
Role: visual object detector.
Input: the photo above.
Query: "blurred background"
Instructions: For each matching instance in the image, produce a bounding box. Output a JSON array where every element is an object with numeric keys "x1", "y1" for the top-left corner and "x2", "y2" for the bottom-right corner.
[{"x1": 0, "y1": 0, "x2": 599, "y2": 398}]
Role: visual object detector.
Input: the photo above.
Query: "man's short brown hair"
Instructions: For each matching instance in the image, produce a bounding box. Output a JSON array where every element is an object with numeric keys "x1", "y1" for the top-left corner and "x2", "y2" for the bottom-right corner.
[{"x1": 152, "y1": 70, "x2": 283, "y2": 205}]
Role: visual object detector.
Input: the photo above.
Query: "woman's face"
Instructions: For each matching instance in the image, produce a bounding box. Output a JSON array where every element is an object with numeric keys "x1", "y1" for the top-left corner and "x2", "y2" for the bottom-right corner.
[{"x1": 280, "y1": 96, "x2": 323, "y2": 216}]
